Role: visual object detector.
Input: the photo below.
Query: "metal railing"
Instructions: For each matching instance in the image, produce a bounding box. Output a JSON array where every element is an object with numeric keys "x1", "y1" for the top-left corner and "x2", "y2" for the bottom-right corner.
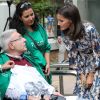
[{"x1": 50, "y1": 63, "x2": 77, "y2": 95}]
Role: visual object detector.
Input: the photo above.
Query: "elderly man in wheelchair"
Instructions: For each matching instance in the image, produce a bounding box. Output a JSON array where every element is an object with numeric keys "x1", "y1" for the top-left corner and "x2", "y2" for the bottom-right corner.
[{"x1": 0, "y1": 29, "x2": 66, "y2": 100}]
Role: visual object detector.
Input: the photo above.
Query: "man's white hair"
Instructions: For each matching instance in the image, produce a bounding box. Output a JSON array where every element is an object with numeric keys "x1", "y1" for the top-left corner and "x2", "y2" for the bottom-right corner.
[{"x1": 0, "y1": 29, "x2": 17, "y2": 52}]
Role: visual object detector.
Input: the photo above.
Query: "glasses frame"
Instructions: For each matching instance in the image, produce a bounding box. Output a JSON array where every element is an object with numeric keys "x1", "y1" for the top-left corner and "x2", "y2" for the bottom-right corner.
[{"x1": 10, "y1": 37, "x2": 22, "y2": 42}]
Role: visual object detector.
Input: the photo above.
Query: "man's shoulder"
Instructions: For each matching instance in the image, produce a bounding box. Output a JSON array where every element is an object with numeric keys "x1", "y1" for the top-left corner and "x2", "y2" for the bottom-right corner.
[
  {"x1": 0, "y1": 53, "x2": 9, "y2": 64},
  {"x1": 0, "y1": 52, "x2": 6, "y2": 57}
]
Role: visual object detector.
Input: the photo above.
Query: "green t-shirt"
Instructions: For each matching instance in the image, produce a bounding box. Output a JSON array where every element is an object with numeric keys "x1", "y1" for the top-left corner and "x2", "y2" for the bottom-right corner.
[
  {"x1": 23, "y1": 24, "x2": 51, "y2": 68},
  {"x1": 23, "y1": 24, "x2": 52, "y2": 84}
]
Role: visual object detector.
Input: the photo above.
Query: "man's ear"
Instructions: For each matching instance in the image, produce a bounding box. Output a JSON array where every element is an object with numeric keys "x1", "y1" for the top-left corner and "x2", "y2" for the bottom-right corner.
[{"x1": 8, "y1": 42, "x2": 15, "y2": 50}]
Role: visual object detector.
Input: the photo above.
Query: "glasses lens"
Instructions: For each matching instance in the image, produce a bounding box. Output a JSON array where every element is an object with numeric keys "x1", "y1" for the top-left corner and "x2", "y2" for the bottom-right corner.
[{"x1": 10, "y1": 37, "x2": 22, "y2": 42}]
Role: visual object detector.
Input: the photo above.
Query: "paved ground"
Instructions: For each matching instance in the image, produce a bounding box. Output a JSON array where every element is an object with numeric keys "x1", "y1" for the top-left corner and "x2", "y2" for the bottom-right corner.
[{"x1": 52, "y1": 73, "x2": 76, "y2": 95}]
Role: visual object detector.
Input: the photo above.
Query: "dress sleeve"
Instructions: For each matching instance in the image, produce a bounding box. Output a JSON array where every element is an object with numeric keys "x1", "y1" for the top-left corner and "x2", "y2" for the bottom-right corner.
[
  {"x1": 90, "y1": 24, "x2": 100, "y2": 69},
  {"x1": 85, "y1": 23, "x2": 100, "y2": 72},
  {"x1": 77, "y1": 23, "x2": 100, "y2": 74}
]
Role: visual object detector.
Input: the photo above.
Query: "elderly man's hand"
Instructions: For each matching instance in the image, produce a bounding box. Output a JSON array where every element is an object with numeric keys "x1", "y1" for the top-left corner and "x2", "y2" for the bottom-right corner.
[{"x1": 2, "y1": 60, "x2": 15, "y2": 70}]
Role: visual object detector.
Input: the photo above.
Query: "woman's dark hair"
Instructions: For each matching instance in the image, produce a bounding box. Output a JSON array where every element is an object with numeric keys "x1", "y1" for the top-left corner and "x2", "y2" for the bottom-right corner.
[
  {"x1": 9, "y1": 1, "x2": 39, "y2": 35},
  {"x1": 56, "y1": 3, "x2": 85, "y2": 41}
]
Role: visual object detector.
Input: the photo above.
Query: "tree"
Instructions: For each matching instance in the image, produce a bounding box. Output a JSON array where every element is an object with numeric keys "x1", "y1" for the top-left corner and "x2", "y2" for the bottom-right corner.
[{"x1": 31, "y1": 0, "x2": 54, "y2": 26}]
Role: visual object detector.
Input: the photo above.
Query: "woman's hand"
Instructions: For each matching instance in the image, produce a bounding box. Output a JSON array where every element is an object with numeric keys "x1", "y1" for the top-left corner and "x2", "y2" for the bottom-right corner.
[
  {"x1": 2, "y1": 60, "x2": 15, "y2": 70},
  {"x1": 45, "y1": 64, "x2": 50, "y2": 75},
  {"x1": 86, "y1": 72, "x2": 94, "y2": 88},
  {"x1": 44, "y1": 52, "x2": 50, "y2": 75},
  {"x1": 80, "y1": 73, "x2": 86, "y2": 87}
]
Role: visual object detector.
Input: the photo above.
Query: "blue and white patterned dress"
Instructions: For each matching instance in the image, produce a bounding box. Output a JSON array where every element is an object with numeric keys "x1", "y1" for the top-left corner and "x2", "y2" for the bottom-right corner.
[{"x1": 63, "y1": 22, "x2": 100, "y2": 100}]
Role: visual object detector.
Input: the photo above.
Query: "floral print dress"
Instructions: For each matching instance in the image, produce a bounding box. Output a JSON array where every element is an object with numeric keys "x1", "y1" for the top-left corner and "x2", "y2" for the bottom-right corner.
[{"x1": 62, "y1": 22, "x2": 100, "y2": 100}]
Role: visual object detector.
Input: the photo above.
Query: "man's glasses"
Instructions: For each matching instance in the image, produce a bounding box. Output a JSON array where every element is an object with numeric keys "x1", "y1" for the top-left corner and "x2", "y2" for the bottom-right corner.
[
  {"x1": 20, "y1": 2, "x2": 31, "y2": 9},
  {"x1": 10, "y1": 36, "x2": 23, "y2": 42}
]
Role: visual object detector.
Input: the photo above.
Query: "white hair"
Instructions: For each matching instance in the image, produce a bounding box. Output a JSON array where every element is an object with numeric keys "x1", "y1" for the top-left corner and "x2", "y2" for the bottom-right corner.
[{"x1": 0, "y1": 29, "x2": 17, "y2": 52}]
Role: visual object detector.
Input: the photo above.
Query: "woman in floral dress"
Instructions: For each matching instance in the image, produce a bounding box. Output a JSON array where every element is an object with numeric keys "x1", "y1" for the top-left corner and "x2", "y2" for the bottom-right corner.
[{"x1": 56, "y1": 3, "x2": 100, "y2": 100}]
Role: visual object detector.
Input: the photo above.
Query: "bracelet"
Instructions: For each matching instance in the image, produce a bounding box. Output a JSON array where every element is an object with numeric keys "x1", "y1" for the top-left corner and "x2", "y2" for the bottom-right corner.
[{"x1": 0, "y1": 65, "x2": 3, "y2": 72}]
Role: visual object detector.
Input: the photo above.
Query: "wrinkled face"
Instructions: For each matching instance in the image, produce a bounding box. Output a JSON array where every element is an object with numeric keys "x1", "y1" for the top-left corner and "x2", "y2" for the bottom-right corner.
[
  {"x1": 9, "y1": 32, "x2": 27, "y2": 54},
  {"x1": 56, "y1": 14, "x2": 72, "y2": 31},
  {"x1": 20, "y1": 8, "x2": 35, "y2": 27}
]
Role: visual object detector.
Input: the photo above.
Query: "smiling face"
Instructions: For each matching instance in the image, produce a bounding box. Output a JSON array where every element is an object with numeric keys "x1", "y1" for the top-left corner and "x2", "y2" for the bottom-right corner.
[
  {"x1": 9, "y1": 32, "x2": 27, "y2": 55},
  {"x1": 20, "y1": 8, "x2": 35, "y2": 27},
  {"x1": 56, "y1": 14, "x2": 72, "y2": 31}
]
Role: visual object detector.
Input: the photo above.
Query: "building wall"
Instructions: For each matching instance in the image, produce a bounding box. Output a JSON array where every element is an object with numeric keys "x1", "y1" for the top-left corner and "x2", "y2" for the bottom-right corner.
[
  {"x1": 77, "y1": 0, "x2": 88, "y2": 21},
  {"x1": 77, "y1": 0, "x2": 100, "y2": 33},
  {"x1": 87, "y1": 0, "x2": 100, "y2": 33}
]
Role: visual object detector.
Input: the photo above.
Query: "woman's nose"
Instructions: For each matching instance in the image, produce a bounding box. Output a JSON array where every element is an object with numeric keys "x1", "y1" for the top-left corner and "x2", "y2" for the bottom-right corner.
[{"x1": 29, "y1": 16, "x2": 33, "y2": 20}]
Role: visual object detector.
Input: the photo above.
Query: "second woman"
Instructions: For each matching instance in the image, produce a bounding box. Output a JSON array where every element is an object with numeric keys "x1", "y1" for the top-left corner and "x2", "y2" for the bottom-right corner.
[{"x1": 9, "y1": 1, "x2": 51, "y2": 84}]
